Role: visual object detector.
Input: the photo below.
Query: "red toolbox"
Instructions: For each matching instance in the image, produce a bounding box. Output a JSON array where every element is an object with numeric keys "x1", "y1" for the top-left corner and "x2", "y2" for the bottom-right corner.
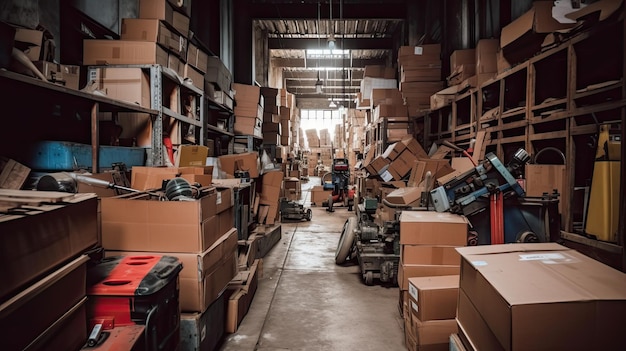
[{"x1": 87, "y1": 255, "x2": 183, "y2": 351}]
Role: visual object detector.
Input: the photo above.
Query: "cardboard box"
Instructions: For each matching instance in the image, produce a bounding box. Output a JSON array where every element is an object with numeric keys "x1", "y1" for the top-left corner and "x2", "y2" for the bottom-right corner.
[
  {"x1": 139, "y1": 0, "x2": 190, "y2": 37},
  {"x1": 370, "y1": 88, "x2": 403, "y2": 108},
  {"x1": 206, "y1": 56, "x2": 232, "y2": 92},
  {"x1": 109, "y1": 228, "x2": 238, "y2": 312},
  {"x1": 131, "y1": 166, "x2": 213, "y2": 190},
  {"x1": 385, "y1": 187, "x2": 422, "y2": 205},
  {"x1": 408, "y1": 275, "x2": 459, "y2": 321},
  {"x1": 400, "y1": 66, "x2": 442, "y2": 82},
  {"x1": 401, "y1": 245, "x2": 461, "y2": 266},
  {"x1": 0, "y1": 157, "x2": 29, "y2": 189},
  {"x1": 183, "y1": 63, "x2": 204, "y2": 91},
  {"x1": 0, "y1": 193, "x2": 97, "y2": 302},
  {"x1": 13, "y1": 27, "x2": 46, "y2": 61},
  {"x1": 310, "y1": 185, "x2": 332, "y2": 205},
  {"x1": 176, "y1": 145, "x2": 209, "y2": 167},
  {"x1": 101, "y1": 191, "x2": 219, "y2": 252},
  {"x1": 399, "y1": 211, "x2": 468, "y2": 245},
  {"x1": 120, "y1": 18, "x2": 186, "y2": 58},
  {"x1": 83, "y1": 40, "x2": 168, "y2": 66},
  {"x1": 500, "y1": 1, "x2": 573, "y2": 52},
  {"x1": 90, "y1": 67, "x2": 151, "y2": 108},
  {"x1": 34, "y1": 61, "x2": 80, "y2": 90},
  {"x1": 399, "y1": 261, "x2": 460, "y2": 291},
  {"x1": 363, "y1": 65, "x2": 396, "y2": 79},
  {"x1": 476, "y1": 39, "x2": 499, "y2": 74},
  {"x1": 525, "y1": 164, "x2": 566, "y2": 213},
  {"x1": 456, "y1": 243, "x2": 626, "y2": 351},
  {"x1": 218, "y1": 152, "x2": 260, "y2": 178},
  {"x1": 450, "y1": 49, "x2": 476, "y2": 71},
  {"x1": 407, "y1": 314, "x2": 458, "y2": 351}
]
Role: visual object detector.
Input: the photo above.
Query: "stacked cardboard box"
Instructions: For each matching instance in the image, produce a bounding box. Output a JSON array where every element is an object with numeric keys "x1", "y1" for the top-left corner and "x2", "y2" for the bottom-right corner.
[
  {"x1": 397, "y1": 210, "x2": 467, "y2": 327},
  {"x1": 261, "y1": 88, "x2": 281, "y2": 145},
  {"x1": 102, "y1": 167, "x2": 238, "y2": 316},
  {"x1": 279, "y1": 107, "x2": 292, "y2": 146},
  {"x1": 280, "y1": 88, "x2": 296, "y2": 109},
  {"x1": 446, "y1": 49, "x2": 475, "y2": 86},
  {"x1": 456, "y1": 243, "x2": 626, "y2": 350},
  {"x1": 258, "y1": 171, "x2": 282, "y2": 225},
  {"x1": 319, "y1": 129, "x2": 332, "y2": 147},
  {"x1": 233, "y1": 83, "x2": 263, "y2": 137},
  {"x1": 397, "y1": 44, "x2": 443, "y2": 116},
  {"x1": 305, "y1": 129, "x2": 320, "y2": 148},
  {"x1": 405, "y1": 275, "x2": 460, "y2": 351}
]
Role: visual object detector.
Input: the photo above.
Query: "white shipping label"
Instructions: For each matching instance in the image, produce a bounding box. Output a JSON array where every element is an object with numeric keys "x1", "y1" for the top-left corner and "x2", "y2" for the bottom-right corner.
[
  {"x1": 414, "y1": 47, "x2": 423, "y2": 55},
  {"x1": 411, "y1": 301, "x2": 418, "y2": 312},
  {"x1": 409, "y1": 284, "x2": 418, "y2": 300},
  {"x1": 519, "y1": 253, "x2": 566, "y2": 261},
  {"x1": 216, "y1": 192, "x2": 222, "y2": 205},
  {"x1": 201, "y1": 325, "x2": 206, "y2": 341},
  {"x1": 472, "y1": 261, "x2": 488, "y2": 267}
]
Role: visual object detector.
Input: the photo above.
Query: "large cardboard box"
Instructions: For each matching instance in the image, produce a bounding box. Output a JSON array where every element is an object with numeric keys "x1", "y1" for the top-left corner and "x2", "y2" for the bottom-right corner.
[
  {"x1": 525, "y1": 164, "x2": 566, "y2": 213},
  {"x1": 401, "y1": 245, "x2": 461, "y2": 266},
  {"x1": 408, "y1": 275, "x2": 459, "y2": 322},
  {"x1": 0, "y1": 193, "x2": 97, "y2": 302},
  {"x1": 310, "y1": 185, "x2": 332, "y2": 205},
  {"x1": 399, "y1": 261, "x2": 460, "y2": 291},
  {"x1": 120, "y1": 18, "x2": 187, "y2": 58},
  {"x1": 218, "y1": 152, "x2": 260, "y2": 178},
  {"x1": 83, "y1": 40, "x2": 168, "y2": 66},
  {"x1": 182, "y1": 63, "x2": 204, "y2": 91},
  {"x1": 91, "y1": 67, "x2": 150, "y2": 108},
  {"x1": 450, "y1": 49, "x2": 476, "y2": 72},
  {"x1": 476, "y1": 39, "x2": 499, "y2": 74},
  {"x1": 0, "y1": 157, "x2": 30, "y2": 189},
  {"x1": 139, "y1": 0, "x2": 190, "y2": 37},
  {"x1": 180, "y1": 294, "x2": 225, "y2": 351},
  {"x1": 206, "y1": 56, "x2": 232, "y2": 92},
  {"x1": 101, "y1": 191, "x2": 219, "y2": 252},
  {"x1": 456, "y1": 243, "x2": 626, "y2": 351},
  {"x1": 500, "y1": 1, "x2": 573, "y2": 52},
  {"x1": 109, "y1": 228, "x2": 238, "y2": 312},
  {"x1": 399, "y1": 211, "x2": 468, "y2": 245},
  {"x1": 13, "y1": 27, "x2": 44, "y2": 61}
]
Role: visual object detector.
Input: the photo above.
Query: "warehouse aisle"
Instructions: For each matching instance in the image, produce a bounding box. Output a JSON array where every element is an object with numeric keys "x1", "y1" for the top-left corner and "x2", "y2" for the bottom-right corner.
[{"x1": 219, "y1": 178, "x2": 406, "y2": 351}]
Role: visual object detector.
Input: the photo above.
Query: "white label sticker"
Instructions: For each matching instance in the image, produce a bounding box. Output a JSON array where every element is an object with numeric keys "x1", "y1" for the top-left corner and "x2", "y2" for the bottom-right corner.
[
  {"x1": 89, "y1": 70, "x2": 96, "y2": 81},
  {"x1": 216, "y1": 192, "x2": 222, "y2": 205},
  {"x1": 200, "y1": 325, "x2": 206, "y2": 341},
  {"x1": 414, "y1": 47, "x2": 423, "y2": 55},
  {"x1": 409, "y1": 284, "x2": 417, "y2": 300},
  {"x1": 472, "y1": 260, "x2": 488, "y2": 267},
  {"x1": 519, "y1": 253, "x2": 566, "y2": 261},
  {"x1": 411, "y1": 301, "x2": 418, "y2": 312}
]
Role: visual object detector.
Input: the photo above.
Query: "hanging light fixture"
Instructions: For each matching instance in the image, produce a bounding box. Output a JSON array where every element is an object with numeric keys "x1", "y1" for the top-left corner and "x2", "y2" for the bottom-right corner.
[
  {"x1": 315, "y1": 70, "x2": 323, "y2": 94},
  {"x1": 329, "y1": 98, "x2": 337, "y2": 108},
  {"x1": 328, "y1": 0, "x2": 335, "y2": 49}
]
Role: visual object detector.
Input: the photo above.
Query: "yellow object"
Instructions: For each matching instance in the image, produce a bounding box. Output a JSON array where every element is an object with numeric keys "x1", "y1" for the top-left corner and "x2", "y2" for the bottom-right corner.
[{"x1": 585, "y1": 125, "x2": 621, "y2": 242}]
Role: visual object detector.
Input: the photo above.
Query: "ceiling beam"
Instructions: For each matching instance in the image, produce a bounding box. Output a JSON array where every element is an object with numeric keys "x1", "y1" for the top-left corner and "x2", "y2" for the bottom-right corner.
[
  {"x1": 282, "y1": 70, "x2": 365, "y2": 79},
  {"x1": 272, "y1": 57, "x2": 386, "y2": 68},
  {"x1": 286, "y1": 79, "x2": 360, "y2": 86},
  {"x1": 248, "y1": 3, "x2": 407, "y2": 20},
  {"x1": 268, "y1": 37, "x2": 394, "y2": 50}
]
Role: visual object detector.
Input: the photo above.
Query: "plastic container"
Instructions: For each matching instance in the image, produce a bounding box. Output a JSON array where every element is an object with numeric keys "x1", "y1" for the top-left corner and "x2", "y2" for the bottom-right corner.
[
  {"x1": 26, "y1": 141, "x2": 145, "y2": 171},
  {"x1": 87, "y1": 255, "x2": 183, "y2": 351}
]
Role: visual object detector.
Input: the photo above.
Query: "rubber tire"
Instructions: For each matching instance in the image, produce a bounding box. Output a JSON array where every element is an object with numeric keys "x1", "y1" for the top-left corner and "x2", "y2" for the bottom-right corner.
[
  {"x1": 335, "y1": 217, "x2": 357, "y2": 264},
  {"x1": 306, "y1": 208, "x2": 312, "y2": 221},
  {"x1": 364, "y1": 271, "x2": 374, "y2": 286}
]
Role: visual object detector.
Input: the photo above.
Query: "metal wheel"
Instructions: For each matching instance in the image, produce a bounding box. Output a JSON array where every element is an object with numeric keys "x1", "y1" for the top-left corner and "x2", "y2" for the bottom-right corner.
[
  {"x1": 306, "y1": 208, "x2": 312, "y2": 221},
  {"x1": 335, "y1": 217, "x2": 356, "y2": 264},
  {"x1": 364, "y1": 271, "x2": 374, "y2": 286}
]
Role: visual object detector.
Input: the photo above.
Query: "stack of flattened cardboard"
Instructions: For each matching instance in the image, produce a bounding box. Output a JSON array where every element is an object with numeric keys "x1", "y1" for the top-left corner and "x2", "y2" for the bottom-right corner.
[
  {"x1": 404, "y1": 275, "x2": 460, "y2": 351},
  {"x1": 261, "y1": 87, "x2": 281, "y2": 145},
  {"x1": 305, "y1": 129, "x2": 320, "y2": 148},
  {"x1": 279, "y1": 107, "x2": 292, "y2": 146},
  {"x1": 397, "y1": 44, "x2": 444, "y2": 116},
  {"x1": 319, "y1": 129, "x2": 332, "y2": 147},
  {"x1": 257, "y1": 170, "x2": 282, "y2": 225},
  {"x1": 225, "y1": 259, "x2": 261, "y2": 333},
  {"x1": 358, "y1": 65, "x2": 397, "y2": 109}
]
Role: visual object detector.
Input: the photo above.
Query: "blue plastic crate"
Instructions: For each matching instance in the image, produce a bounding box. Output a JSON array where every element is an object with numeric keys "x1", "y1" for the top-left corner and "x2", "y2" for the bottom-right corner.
[{"x1": 27, "y1": 141, "x2": 146, "y2": 171}]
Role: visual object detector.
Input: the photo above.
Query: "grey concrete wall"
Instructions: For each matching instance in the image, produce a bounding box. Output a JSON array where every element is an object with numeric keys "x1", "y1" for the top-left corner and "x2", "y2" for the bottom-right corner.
[{"x1": 0, "y1": 0, "x2": 39, "y2": 28}]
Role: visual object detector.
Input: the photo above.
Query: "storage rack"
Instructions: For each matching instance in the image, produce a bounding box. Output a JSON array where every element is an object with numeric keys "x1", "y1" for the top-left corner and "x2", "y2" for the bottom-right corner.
[
  {"x1": 87, "y1": 64, "x2": 205, "y2": 166},
  {"x1": 205, "y1": 94, "x2": 235, "y2": 155},
  {"x1": 421, "y1": 15, "x2": 626, "y2": 268},
  {"x1": 0, "y1": 70, "x2": 158, "y2": 173}
]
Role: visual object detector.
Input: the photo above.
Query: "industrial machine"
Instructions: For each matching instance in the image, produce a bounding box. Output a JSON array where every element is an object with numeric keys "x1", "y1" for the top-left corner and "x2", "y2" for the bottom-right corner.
[
  {"x1": 322, "y1": 158, "x2": 354, "y2": 211},
  {"x1": 336, "y1": 197, "x2": 399, "y2": 286},
  {"x1": 430, "y1": 149, "x2": 560, "y2": 245},
  {"x1": 279, "y1": 198, "x2": 312, "y2": 221}
]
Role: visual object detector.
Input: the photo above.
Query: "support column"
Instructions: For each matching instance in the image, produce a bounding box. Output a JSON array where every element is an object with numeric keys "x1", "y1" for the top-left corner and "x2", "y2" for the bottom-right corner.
[
  {"x1": 254, "y1": 28, "x2": 269, "y2": 86},
  {"x1": 233, "y1": 0, "x2": 253, "y2": 84}
]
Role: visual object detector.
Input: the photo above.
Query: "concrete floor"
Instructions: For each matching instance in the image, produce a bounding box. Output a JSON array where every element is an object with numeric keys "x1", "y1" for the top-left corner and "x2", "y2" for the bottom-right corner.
[{"x1": 219, "y1": 177, "x2": 406, "y2": 351}]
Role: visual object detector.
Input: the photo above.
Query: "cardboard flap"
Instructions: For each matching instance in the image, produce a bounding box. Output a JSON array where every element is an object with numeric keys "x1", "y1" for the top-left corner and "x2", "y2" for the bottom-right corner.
[
  {"x1": 456, "y1": 242, "x2": 569, "y2": 257},
  {"x1": 565, "y1": 0, "x2": 623, "y2": 21}
]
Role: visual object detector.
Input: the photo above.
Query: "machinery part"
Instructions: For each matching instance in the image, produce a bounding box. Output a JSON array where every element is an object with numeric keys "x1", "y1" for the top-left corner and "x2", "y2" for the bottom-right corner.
[
  {"x1": 280, "y1": 199, "x2": 312, "y2": 221},
  {"x1": 335, "y1": 217, "x2": 357, "y2": 264},
  {"x1": 363, "y1": 272, "x2": 373, "y2": 285},
  {"x1": 379, "y1": 260, "x2": 397, "y2": 285},
  {"x1": 36, "y1": 172, "x2": 78, "y2": 193},
  {"x1": 467, "y1": 231, "x2": 479, "y2": 246},
  {"x1": 533, "y1": 147, "x2": 566, "y2": 165},
  {"x1": 360, "y1": 222, "x2": 379, "y2": 241},
  {"x1": 164, "y1": 177, "x2": 194, "y2": 201},
  {"x1": 517, "y1": 231, "x2": 540, "y2": 243}
]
